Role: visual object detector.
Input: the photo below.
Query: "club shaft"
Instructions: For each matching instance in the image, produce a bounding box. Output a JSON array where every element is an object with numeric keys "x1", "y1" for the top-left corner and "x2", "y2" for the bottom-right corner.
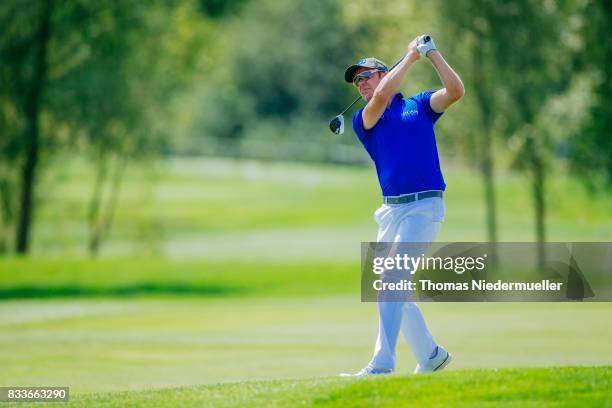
[{"x1": 340, "y1": 96, "x2": 361, "y2": 116}]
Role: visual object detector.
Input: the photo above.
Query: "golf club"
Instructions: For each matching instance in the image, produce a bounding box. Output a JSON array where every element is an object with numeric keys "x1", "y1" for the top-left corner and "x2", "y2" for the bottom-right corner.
[
  {"x1": 328, "y1": 96, "x2": 360, "y2": 135},
  {"x1": 329, "y1": 36, "x2": 432, "y2": 135}
]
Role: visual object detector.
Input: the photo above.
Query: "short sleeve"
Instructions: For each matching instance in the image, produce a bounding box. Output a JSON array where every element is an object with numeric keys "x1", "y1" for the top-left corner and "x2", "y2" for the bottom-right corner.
[
  {"x1": 414, "y1": 90, "x2": 443, "y2": 124},
  {"x1": 352, "y1": 108, "x2": 373, "y2": 148}
]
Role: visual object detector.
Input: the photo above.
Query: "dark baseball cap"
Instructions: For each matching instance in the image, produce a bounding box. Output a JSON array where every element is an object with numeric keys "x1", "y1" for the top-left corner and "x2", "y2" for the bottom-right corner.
[{"x1": 344, "y1": 57, "x2": 389, "y2": 83}]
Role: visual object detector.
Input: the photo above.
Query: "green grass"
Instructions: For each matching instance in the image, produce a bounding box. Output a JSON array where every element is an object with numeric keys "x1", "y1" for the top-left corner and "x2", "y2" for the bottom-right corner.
[
  {"x1": 27, "y1": 156, "x2": 612, "y2": 258},
  {"x1": 3, "y1": 367, "x2": 611, "y2": 407},
  {"x1": 1, "y1": 298, "x2": 611, "y2": 396},
  {"x1": 107, "y1": 367, "x2": 611, "y2": 407},
  {"x1": 2, "y1": 157, "x2": 611, "y2": 406},
  {"x1": 0, "y1": 258, "x2": 358, "y2": 298}
]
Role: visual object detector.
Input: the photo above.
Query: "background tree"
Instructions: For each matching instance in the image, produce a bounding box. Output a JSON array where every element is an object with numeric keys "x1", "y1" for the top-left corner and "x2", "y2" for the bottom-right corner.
[
  {"x1": 436, "y1": 0, "x2": 504, "y2": 263},
  {"x1": 0, "y1": 0, "x2": 209, "y2": 255},
  {"x1": 49, "y1": 2, "x2": 208, "y2": 255},
  {"x1": 185, "y1": 0, "x2": 370, "y2": 144},
  {"x1": 569, "y1": 0, "x2": 612, "y2": 192},
  {"x1": 0, "y1": 0, "x2": 54, "y2": 253},
  {"x1": 486, "y1": 1, "x2": 576, "y2": 267}
]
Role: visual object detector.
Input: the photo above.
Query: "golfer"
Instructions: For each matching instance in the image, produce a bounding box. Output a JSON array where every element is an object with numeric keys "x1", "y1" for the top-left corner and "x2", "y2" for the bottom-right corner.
[{"x1": 341, "y1": 35, "x2": 464, "y2": 377}]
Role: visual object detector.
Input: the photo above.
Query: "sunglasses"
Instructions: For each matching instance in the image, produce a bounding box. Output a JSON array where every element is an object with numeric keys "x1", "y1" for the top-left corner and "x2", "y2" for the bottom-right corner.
[{"x1": 353, "y1": 69, "x2": 383, "y2": 86}]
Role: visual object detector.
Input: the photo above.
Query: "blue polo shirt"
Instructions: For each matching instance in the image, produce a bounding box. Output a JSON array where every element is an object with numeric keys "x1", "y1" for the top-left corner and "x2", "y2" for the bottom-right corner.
[{"x1": 352, "y1": 91, "x2": 445, "y2": 197}]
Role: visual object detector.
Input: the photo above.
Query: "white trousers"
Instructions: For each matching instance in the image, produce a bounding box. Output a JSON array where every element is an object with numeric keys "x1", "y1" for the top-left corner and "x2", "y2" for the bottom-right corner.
[{"x1": 369, "y1": 197, "x2": 445, "y2": 370}]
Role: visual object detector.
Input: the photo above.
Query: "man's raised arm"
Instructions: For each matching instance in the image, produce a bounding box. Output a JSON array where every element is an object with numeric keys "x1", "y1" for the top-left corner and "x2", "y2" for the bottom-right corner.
[
  {"x1": 362, "y1": 38, "x2": 422, "y2": 130},
  {"x1": 420, "y1": 37, "x2": 465, "y2": 113}
]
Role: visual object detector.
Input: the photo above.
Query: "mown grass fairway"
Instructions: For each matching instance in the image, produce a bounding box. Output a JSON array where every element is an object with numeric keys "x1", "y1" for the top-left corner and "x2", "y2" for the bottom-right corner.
[
  {"x1": 2, "y1": 365, "x2": 611, "y2": 407},
  {"x1": 63, "y1": 366, "x2": 610, "y2": 407},
  {"x1": 2, "y1": 158, "x2": 611, "y2": 406},
  {"x1": 1, "y1": 297, "x2": 611, "y2": 396}
]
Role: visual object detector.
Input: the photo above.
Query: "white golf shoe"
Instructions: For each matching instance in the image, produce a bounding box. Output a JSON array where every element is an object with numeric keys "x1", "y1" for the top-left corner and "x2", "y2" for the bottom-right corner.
[
  {"x1": 340, "y1": 366, "x2": 393, "y2": 378},
  {"x1": 413, "y1": 346, "x2": 452, "y2": 374}
]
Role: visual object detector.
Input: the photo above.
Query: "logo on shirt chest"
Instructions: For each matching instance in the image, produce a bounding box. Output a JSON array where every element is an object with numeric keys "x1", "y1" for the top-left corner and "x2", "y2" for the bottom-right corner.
[{"x1": 401, "y1": 109, "x2": 419, "y2": 121}]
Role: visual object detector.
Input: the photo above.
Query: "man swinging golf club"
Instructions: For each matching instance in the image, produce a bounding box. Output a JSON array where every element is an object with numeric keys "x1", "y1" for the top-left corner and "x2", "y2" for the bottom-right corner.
[{"x1": 340, "y1": 35, "x2": 464, "y2": 377}]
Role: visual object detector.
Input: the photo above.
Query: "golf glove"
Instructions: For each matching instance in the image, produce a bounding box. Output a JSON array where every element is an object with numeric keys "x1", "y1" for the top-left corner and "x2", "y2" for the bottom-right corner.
[{"x1": 417, "y1": 35, "x2": 436, "y2": 57}]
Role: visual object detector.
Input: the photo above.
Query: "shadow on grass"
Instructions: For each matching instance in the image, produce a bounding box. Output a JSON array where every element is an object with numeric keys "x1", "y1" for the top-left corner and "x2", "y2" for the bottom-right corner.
[{"x1": 0, "y1": 284, "x2": 249, "y2": 299}]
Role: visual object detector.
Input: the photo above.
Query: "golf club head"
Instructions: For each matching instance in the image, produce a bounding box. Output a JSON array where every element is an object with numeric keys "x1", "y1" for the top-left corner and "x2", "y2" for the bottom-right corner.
[{"x1": 329, "y1": 115, "x2": 345, "y2": 135}]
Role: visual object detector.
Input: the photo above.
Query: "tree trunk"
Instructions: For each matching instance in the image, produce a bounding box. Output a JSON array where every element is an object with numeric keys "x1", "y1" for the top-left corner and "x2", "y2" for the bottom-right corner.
[
  {"x1": 88, "y1": 149, "x2": 109, "y2": 255},
  {"x1": 482, "y1": 134, "x2": 498, "y2": 263},
  {"x1": 89, "y1": 154, "x2": 126, "y2": 255},
  {"x1": 0, "y1": 176, "x2": 14, "y2": 253},
  {"x1": 15, "y1": 0, "x2": 53, "y2": 253},
  {"x1": 530, "y1": 138, "x2": 547, "y2": 270},
  {"x1": 473, "y1": 32, "x2": 498, "y2": 264}
]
